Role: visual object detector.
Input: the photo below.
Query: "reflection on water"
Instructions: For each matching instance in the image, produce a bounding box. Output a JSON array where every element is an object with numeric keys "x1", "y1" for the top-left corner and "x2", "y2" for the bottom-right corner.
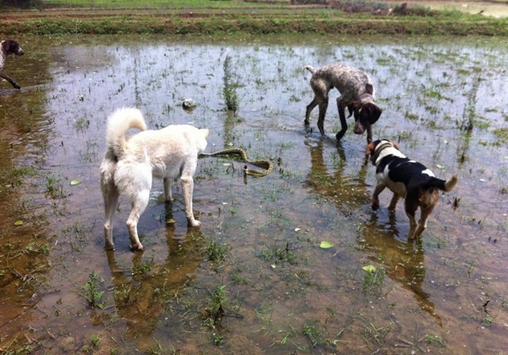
[
  {"x1": 106, "y1": 219, "x2": 204, "y2": 339},
  {"x1": 304, "y1": 138, "x2": 370, "y2": 215},
  {"x1": 361, "y1": 212, "x2": 442, "y2": 325},
  {"x1": 1, "y1": 34, "x2": 508, "y2": 354}
]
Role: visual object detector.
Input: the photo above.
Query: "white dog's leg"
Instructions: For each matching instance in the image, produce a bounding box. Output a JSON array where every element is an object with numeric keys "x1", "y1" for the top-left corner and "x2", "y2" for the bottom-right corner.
[
  {"x1": 181, "y1": 175, "x2": 200, "y2": 227},
  {"x1": 126, "y1": 190, "x2": 150, "y2": 251},
  {"x1": 163, "y1": 177, "x2": 173, "y2": 201},
  {"x1": 102, "y1": 180, "x2": 119, "y2": 250}
]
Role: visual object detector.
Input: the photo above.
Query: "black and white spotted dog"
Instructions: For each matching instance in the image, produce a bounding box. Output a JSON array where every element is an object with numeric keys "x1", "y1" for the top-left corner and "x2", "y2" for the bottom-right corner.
[
  {"x1": 366, "y1": 139, "x2": 458, "y2": 240},
  {"x1": 1, "y1": 39, "x2": 25, "y2": 90}
]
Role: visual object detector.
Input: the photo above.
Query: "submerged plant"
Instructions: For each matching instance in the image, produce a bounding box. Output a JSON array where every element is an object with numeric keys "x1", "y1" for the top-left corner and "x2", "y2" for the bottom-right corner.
[
  {"x1": 202, "y1": 285, "x2": 229, "y2": 327},
  {"x1": 364, "y1": 322, "x2": 392, "y2": 345},
  {"x1": 262, "y1": 242, "x2": 298, "y2": 265},
  {"x1": 83, "y1": 334, "x2": 101, "y2": 354},
  {"x1": 460, "y1": 76, "x2": 480, "y2": 131},
  {"x1": 83, "y1": 272, "x2": 105, "y2": 309},
  {"x1": 205, "y1": 238, "x2": 228, "y2": 262},
  {"x1": 362, "y1": 265, "x2": 386, "y2": 296},
  {"x1": 425, "y1": 334, "x2": 446, "y2": 347},
  {"x1": 302, "y1": 322, "x2": 323, "y2": 347},
  {"x1": 132, "y1": 258, "x2": 153, "y2": 276},
  {"x1": 223, "y1": 55, "x2": 239, "y2": 112}
]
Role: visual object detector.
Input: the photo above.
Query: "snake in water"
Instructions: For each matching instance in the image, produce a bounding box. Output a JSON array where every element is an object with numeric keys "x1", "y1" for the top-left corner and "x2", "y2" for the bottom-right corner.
[{"x1": 199, "y1": 148, "x2": 273, "y2": 177}]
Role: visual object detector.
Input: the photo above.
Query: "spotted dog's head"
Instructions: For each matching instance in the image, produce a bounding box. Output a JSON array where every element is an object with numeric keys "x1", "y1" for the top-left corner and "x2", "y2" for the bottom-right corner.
[
  {"x1": 2, "y1": 40, "x2": 24, "y2": 56},
  {"x1": 347, "y1": 84, "x2": 382, "y2": 135}
]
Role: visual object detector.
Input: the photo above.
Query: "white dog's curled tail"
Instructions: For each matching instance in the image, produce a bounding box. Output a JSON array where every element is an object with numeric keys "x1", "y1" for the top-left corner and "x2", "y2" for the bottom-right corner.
[
  {"x1": 305, "y1": 65, "x2": 316, "y2": 74},
  {"x1": 105, "y1": 108, "x2": 147, "y2": 159}
]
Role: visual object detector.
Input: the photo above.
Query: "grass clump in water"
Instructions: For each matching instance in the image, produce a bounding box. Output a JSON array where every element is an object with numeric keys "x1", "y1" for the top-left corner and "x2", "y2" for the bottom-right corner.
[
  {"x1": 222, "y1": 55, "x2": 239, "y2": 112},
  {"x1": 83, "y1": 271, "x2": 105, "y2": 309}
]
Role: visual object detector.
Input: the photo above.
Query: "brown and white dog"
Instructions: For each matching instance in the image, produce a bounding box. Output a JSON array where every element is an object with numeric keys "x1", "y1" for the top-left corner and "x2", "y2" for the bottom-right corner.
[
  {"x1": 366, "y1": 139, "x2": 458, "y2": 240},
  {"x1": 1, "y1": 39, "x2": 24, "y2": 89}
]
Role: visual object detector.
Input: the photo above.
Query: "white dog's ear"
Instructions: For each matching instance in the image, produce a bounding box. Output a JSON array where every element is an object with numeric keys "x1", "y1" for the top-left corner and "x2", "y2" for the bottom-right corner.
[{"x1": 201, "y1": 128, "x2": 210, "y2": 139}]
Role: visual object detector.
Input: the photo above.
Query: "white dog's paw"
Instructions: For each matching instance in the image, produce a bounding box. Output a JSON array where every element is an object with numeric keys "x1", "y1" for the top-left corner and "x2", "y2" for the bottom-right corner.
[
  {"x1": 189, "y1": 219, "x2": 201, "y2": 228},
  {"x1": 130, "y1": 243, "x2": 144, "y2": 252}
]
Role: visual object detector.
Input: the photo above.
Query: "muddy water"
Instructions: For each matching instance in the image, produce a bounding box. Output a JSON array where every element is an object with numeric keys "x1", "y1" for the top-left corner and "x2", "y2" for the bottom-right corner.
[{"x1": 1, "y1": 35, "x2": 508, "y2": 354}]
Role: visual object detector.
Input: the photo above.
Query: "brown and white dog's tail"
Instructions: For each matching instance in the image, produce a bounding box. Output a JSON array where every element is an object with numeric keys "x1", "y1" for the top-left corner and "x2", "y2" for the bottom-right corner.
[
  {"x1": 305, "y1": 65, "x2": 316, "y2": 74},
  {"x1": 427, "y1": 174, "x2": 459, "y2": 192},
  {"x1": 444, "y1": 175, "x2": 459, "y2": 192},
  {"x1": 105, "y1": 108, "x2": 147, "y2": 160}
]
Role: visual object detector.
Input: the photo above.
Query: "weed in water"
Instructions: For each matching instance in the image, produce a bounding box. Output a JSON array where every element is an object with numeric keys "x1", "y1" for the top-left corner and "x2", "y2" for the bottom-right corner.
[
  {"x1": 460, "y1": 77, "x2": 480, "y2": 131},
  {"x1": 362, "y1": 265, "x2": 386, "y2": 296},
  {"x1": 90, "y1": 334, "x2": 101, "y2": 348},
  {"x1": 113, "y1": 285, "x2": 132, "y2": 306},
  {"x1": 424, "y1": 334, "x2": 446, "y2": 347},
  {"x1": 146, "y1": 339, "x2": 180, "y2": 355},
  {"x1": 278, "y1": 322, "x2": 297, "y2": 345},
  {"x1": 1, "y1": 344, "x2": 35, "y2": 355},
  {"x1": 205, "y1": 238, "x2": 228, "y2": 262},
  {"x1": 493, "y1": 127, "x2": 508, "y2": 143},
  {"x1": 39, "y1": 243, "x2": 50, "y2": 255},
  {"x1": 262, "y1": 242, "x2": 298, "y2": 265},
  {"x1": 60, "y1": 222, "x2": 88, "y2": 253},
  {"x1": 482, "y1": 315, "x2": 494, "y2": 325},
  {"x1": 73, "y1": 116, "x2": 91, "y2": 133},
  {"x1": 133, "y1": 258, "x2": 154, "y2": 277},
  {"x1": 223, "y1": 55, "x2": 239, "y2": 112},
  {"x1": 254, "y1": 303, "x2": 273, "y2": 327},
  {"x1": 0, "y1": 165, "x2": 37, "y2": 191},
  {"x1": 210, "y1": 331, "x2": 225, "y2": 346},
  {"x1": 45, "y1": 176, "x2": 66, "y2": 199},
  {"x1": 83, "y1": 272, "x2": 105, "y2": 309},
  {"x1": 302, "y1": 322, "x2": 323, "y2": 348},
  {"x1": 364, "y1": 322, "x2": 392, "y2": 345},
  {"x1": 83, "y1": 334, "x2": 101, "y2": 353},
  {"x1": 202, "y1": 285, "x2": 229, "y2": 327},
  {"x1": 201, "y1": 285, "x2": 234, "y2": 346},
  {"x1": 231, "y1": 267, "x2": 250, "y2": 284}
]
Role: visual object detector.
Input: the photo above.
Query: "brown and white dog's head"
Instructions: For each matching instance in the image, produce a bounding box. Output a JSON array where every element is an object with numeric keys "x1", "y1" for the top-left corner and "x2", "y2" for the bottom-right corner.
[
  {"x1": 365, "y1": 139, "x2": 401, "y2": 165},
  {"x1": 1, "y1": 40, "x2": 24, "y2": 56},
  {"x1": 348, "y1": 84, "x2": 382, "y2": 135}
]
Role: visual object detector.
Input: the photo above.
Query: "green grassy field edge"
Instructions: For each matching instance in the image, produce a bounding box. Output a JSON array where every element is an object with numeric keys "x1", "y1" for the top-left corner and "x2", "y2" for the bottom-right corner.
[
  {"x1": 1, "y1": 1, "x2": 507, "y2": 36},
  {"x1": 2, "y1": 15, "x2": 507, "y2": 36}
]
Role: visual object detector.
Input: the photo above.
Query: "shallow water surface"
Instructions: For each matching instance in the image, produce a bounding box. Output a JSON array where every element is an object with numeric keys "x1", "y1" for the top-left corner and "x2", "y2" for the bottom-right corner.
[{"x1": 1, "y1": 35, "x2": 508, "y2": 354}]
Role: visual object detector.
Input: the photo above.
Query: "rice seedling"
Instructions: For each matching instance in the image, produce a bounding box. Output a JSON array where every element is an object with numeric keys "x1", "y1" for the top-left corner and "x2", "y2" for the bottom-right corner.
[{"x1": 83, "y1": 272, "x2": 105, "y2": 309}]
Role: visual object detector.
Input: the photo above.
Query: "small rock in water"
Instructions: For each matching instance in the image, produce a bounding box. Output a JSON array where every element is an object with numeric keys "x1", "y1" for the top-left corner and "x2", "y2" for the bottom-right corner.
[{"x1": 182, "y1": 98, "x2": 196, "y2": 110}]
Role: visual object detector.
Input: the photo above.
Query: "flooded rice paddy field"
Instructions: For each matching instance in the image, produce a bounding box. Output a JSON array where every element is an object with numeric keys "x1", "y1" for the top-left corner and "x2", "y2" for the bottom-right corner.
[{"x1": 1, "y1": 34, "x2": 508, "y2": 354}]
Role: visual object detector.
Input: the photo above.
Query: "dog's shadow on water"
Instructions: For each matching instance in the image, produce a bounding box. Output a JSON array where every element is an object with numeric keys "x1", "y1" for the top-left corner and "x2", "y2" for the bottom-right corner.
[{"x1": 105, "y1": 203, "x2": 205, "y2": 339}]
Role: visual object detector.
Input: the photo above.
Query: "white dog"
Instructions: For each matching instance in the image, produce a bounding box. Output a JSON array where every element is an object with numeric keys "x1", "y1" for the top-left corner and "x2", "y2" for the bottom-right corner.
[{"x1": 100, "y1": 108, "x2": 209, "y2": 251}]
